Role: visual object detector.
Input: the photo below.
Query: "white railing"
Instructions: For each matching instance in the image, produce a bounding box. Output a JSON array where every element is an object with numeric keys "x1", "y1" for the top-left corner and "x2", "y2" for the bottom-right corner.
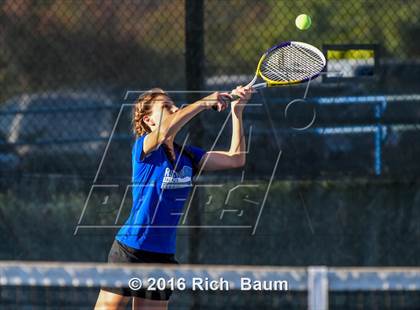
[{"x1": 1, "y1": 262, "x2": 420, "y2": 309}]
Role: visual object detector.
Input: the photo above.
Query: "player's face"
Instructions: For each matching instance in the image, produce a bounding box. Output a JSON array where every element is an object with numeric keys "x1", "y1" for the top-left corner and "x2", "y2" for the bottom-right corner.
[{"x1": 148, "y1": 95, "x2": 179, "y2": 129}]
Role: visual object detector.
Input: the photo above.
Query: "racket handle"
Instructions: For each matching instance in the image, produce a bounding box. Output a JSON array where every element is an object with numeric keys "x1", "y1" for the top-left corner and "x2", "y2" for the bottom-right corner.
[
  {"x1": 211, "y1": 93, "x2": 241, "y2": 110},
  {"x1": 229, "y1": 94, "x2": 241, "y2": 101}
]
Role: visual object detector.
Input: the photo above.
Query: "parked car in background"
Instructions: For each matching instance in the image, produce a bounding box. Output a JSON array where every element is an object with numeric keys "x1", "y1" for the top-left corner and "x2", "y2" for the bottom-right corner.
[{"x1": 0, "y1": 91, "x2": 116, "y2": 174}]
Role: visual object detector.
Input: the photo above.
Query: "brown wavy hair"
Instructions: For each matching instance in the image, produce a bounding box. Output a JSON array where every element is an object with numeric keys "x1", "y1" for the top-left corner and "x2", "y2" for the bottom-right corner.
[
  {"x1": 132, "y1": 88, "x2": 167, "y2": 137},
  {"x1": 132, "y1": 89, "x2": 200, "y2": 175}
]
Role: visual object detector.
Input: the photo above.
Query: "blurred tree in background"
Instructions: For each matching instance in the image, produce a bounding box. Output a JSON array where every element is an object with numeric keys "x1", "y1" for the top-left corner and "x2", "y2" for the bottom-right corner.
[{"x1": 1, "y1": 0, "x2": 420, "y2": 102}]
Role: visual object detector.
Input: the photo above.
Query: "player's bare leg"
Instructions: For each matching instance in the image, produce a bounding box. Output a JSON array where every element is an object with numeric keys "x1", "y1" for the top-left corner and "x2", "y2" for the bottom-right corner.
[{"x1": 94, "y1": 289, "x2": 130, "y2": 310}]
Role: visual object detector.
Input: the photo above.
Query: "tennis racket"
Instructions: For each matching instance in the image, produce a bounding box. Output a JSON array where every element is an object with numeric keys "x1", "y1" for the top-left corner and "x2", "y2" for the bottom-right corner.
[{"x1": 219, "y1": 41, "x2": 326, "y2": 104}]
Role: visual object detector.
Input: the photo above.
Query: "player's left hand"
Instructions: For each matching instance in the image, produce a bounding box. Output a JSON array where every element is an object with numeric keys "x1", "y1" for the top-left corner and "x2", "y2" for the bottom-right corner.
[{"x1": 231, "y1": 85, "x2": 252, "y2": 114}]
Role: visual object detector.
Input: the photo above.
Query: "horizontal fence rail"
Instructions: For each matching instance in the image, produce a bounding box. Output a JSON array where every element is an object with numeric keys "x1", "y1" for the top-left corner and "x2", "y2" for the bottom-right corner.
[{"x1": 1, "y1": 262, "x2": 420, "y2": 309}]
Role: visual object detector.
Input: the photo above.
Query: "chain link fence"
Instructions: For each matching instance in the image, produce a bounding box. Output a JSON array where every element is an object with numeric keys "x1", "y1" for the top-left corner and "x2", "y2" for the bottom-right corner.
[{"x1": 0, "y1": 0, "x2": 419, "y2": 179}]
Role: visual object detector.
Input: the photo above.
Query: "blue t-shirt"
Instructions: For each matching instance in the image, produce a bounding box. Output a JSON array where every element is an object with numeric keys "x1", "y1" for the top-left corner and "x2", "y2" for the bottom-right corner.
[{"x1": 116, "y1": 135, "x2": 206, "y2": 254}]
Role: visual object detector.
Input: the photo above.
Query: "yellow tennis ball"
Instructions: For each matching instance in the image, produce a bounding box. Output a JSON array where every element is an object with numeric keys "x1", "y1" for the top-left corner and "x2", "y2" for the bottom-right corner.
[{"x1": 295, "y1": 14, "x2": 312, "y2": 30}]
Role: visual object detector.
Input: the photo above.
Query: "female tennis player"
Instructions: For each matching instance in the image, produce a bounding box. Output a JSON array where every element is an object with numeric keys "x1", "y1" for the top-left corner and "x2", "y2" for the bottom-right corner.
[{"x1": 95, "y1": 86, "x2": 252, "y2": 310}]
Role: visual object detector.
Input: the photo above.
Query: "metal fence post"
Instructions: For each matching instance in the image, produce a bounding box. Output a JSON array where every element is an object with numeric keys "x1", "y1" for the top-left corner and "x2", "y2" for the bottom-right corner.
[
  {"x1": 185, "y1": 1, "x2": 204, "y2": 309},
  {"x1": 308, "y1": 266, "x2": 328, "y2": 310}
]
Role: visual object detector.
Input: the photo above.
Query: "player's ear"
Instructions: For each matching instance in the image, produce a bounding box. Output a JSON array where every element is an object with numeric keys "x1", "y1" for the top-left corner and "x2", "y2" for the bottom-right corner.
[{"x1": 143, "y1": 115, "x2": 155, "y2": 128}]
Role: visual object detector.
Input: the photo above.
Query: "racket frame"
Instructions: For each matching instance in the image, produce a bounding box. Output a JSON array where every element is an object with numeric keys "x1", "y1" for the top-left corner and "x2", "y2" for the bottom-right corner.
[
  {"x1": 248, "y1": 41, "x2": 326, "y2": 90},
  {"x1": 220, "y1": 41, "x2": 326, "y2": 106}
]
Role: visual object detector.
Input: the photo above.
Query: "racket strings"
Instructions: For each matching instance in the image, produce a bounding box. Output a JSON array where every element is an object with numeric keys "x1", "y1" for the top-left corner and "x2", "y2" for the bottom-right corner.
[
  {"x1": 264, "y1": 47, "x2": 321, "y2": 80},
  {"x1": 260, "y1": 44, "x2": 325, "y2": 83}
]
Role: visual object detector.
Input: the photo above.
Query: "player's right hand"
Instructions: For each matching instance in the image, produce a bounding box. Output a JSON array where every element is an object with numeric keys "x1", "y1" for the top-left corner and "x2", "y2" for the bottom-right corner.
[{"x1": 203, "y1": 92, "x2": 231, "y2": 112}]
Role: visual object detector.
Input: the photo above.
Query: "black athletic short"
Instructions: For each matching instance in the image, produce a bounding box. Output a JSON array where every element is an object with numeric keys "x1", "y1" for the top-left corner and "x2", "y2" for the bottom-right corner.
[{"x1": 102, "y1": 239, "x2": 178, "y2": 301}]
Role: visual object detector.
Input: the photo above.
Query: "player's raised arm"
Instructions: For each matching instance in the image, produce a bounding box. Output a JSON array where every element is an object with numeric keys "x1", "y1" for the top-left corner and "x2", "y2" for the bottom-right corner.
[
  {"x1": 199, "y1": 86, "x2": 252, "y2": 171},
  {"x1": 133, "y1": 90, "x2": 230, "y2": 157}
]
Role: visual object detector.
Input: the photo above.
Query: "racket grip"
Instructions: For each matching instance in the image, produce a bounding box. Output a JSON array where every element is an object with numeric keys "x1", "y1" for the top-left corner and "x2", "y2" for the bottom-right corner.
[
  {"x1": 230, "y1": 94, "x2": 241, "y2": 101},
  {"x1": 211, "y1": 93, "x2": 241, "y2": 110}
]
